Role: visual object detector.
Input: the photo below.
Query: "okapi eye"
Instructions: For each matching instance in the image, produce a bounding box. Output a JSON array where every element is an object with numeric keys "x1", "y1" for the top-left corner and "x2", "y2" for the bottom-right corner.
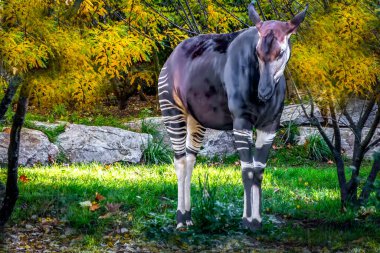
[{"x1": 278, "y1": 50, "x2": 285, "y2": 58}]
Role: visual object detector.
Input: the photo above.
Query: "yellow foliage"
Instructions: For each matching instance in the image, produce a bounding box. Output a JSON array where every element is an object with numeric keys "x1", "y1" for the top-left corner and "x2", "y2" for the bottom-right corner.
[{"x1": 289, "y1": 2, "x2": 379, "y2": 104}]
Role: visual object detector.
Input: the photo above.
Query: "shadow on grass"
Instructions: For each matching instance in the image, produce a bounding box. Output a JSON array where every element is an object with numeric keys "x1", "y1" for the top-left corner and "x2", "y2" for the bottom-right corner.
[{"x1": 1, "y1": 163, "x2": 379, "y2": 251}]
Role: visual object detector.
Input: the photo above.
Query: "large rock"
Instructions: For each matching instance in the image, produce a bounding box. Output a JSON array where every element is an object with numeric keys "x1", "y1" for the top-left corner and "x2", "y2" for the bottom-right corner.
[
  {"x1": 0, "y1": 128, "x2": 59, "y2": 166},
  {"x1": 125, "y1": 118, "x2": 236, "y2": 158},
  {"x1": 298, "y1": 127, "x2": 380, "y2": 159},
  {"x1": 280, "y1": 104, "x2": 323, "y2": 126},
  {"x1": 329, "y1": 99, "x2": 379, "y2": 128},
  {"x1": 57, "y1": 124, "x2": 150, "y2": 164},
  {"x1": 200, "y1": 129, "x2": 236, "y2": 158}
]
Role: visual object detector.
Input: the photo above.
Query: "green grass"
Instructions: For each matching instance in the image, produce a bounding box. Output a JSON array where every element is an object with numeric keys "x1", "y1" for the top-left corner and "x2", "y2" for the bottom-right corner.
[
  {"x1": 24, "y1": 112, "x2": 129, "y2": 130},
  {"x1": 1, "y1": 162, "x2": 379, "y2": 251}
]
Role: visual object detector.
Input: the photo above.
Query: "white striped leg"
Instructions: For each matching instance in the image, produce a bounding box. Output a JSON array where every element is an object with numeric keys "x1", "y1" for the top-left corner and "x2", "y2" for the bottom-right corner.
[
  {"x1": 183, "y1": 116, "x2": 206, "y2": 227},
  {"x1": 163, "y1": 114, "x2": 187, "y2": 228},
  {"x1": 233, "y1": 128, "x2": 262, "y2": 230},
  {"x1": 174, "y1": 156, "x2": 187, "y2": 228}
]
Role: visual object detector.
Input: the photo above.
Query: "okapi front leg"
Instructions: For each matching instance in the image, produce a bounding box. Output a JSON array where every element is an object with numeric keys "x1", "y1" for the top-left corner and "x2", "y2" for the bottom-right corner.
[
  {"x1": 249, "y1": 129, "x2": 276, "y2": 224},
  {"x1": 233, "y1": 120, "x2": 261, "y2": 231}
]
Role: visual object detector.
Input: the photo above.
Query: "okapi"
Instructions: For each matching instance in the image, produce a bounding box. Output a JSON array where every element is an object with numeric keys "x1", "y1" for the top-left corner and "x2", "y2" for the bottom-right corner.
[{"x1": 158, "y1": 3, "x2": 308, "y2": 230}]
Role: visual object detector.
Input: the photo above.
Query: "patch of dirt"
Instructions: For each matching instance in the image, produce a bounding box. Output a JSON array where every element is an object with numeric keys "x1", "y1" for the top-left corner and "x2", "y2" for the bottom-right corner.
[
  {"x1": 29, "y1": 95, "x2": 161, "y2": 121},
  {"x1": 1, "y1": 217, "x2": 377, "y2": 253},
  {"x1": 101, "y1": 95, "x2": 160, "y2": 119}
]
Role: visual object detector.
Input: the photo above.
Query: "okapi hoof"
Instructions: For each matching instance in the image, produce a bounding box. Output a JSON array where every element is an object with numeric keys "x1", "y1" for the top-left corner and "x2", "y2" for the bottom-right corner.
[
  {"x1": 176, "y1": 210, "x2": 193, "y2": 229},
  {"x1": 242, "y1": 217, "x2": 262, "y2": 231}
]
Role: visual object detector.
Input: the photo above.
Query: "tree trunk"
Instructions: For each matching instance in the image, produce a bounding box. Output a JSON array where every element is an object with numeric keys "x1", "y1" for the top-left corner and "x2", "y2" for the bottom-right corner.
[
  {"x1": 0, "y1": 76, "x2": 21, "y2": 122},
  {"x1": 0, "y1": 82, "x2": 31, "y2": 227},
  {"x1": 359, "y1": 152, "x2": 380, "y2": 203}
]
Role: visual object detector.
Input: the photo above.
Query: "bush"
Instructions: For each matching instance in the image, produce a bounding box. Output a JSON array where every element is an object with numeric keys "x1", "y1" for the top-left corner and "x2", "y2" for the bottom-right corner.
[
  {"x1": 192, "y1": 173, "x2": 240, "y2": 233},
  {"x1": 52, "y1": 104, "x2": 68, "y2": 119},
  {"x1": 276, "y1": 122, "x2": 300, "y2": 146},
  {"x1": 141, "y1": 119, "x2": 160, "y2": 138},
  {"x1": 142, "y1": 137, "x2": 173, "y2": 165},
  {"x1": 305, "y1": 134, "x2": 332, "y2": 162}
]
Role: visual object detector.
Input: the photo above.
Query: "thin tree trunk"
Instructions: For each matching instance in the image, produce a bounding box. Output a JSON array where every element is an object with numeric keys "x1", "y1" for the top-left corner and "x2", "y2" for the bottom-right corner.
[
  {"x1": 293, "y1": 82, "x2": 348, "y2": 207},
  {"x1": 0, "y1": 82, "x2": 31, "y2": 227},
  {"x1": 0, "y1": 76, "x2": 21, "y2": 122},
  {"x1": 359, "y1": 152, "x2": 380, "y2": 203}
]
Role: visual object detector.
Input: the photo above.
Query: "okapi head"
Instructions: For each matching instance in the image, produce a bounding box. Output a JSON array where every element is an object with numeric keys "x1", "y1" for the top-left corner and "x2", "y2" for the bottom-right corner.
[{"x1": 248, "y1": 3, "x2": 308, "y2": 102}]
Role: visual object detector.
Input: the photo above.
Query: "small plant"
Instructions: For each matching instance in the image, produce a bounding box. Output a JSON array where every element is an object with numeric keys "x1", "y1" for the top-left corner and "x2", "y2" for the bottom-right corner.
[
  {"x1": 52, "y1": 104, "x2": 68, "y2": 119},
  {"x1": 142, "y1": 137, "x2": 173, "y2": 165},
  {"x1": 305, "y1": 134, "x2": 332, "y2": 162},
  {"x1": 138, "y1": 108, "x2": 153, "y2": 118},
  {"x1": 141, "y1": 119, "x2": 160, "y2": 138},
  {"x1": 55, "y1": 150, "x2": 70, "y2": 164},
  {"x1": 23, "y1": 121, "x2": 66, "y2": 143},
  {"x1": 276, "y1": 122, "x2": 300, "y2": 146},
  {"x1": 192, "y1": 173, "x2": 240, "y2": 233}
]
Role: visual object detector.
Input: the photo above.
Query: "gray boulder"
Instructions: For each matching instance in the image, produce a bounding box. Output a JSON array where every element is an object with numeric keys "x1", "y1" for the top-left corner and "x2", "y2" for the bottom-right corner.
[
  {"x1": 0, "y1": 128, "x2": 59, "y2": 166},
  {"x1": 281, "y1": 104, "x2": 323, "y2": 126},
  {"x1": 57, "y1": 124, "x2": 150, "y2": 164},
  {"x1": 200, "y1": 130, "x2": 236, "y2": 158},
  {"x1": 125, "y1": 117, "x2": 236, "y2": 158},
  {"x1": 330, "y1": 99, "x2": 379, "y2": 128},
  {"x1": 298, "y1": 126, "x2": 380, "y2": 159}
]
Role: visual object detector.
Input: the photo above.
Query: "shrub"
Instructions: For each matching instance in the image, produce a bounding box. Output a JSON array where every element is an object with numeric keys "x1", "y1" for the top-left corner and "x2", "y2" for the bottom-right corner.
[
  {"x1": 276, "y1": 122, "x2": 300, "y2": 146},
  {"x1": 305, "y1": 134, "x2": 332, "y2": 162},
  {"x1": 142, "y1": 137, "x2": 173, "y2": 165},
  {"x1": 141, "y1": 119, "x2": 160, "y2": 138},
  {"x1": 192, "y1": 173, "x2": 240, "y2": 233},
  {"x1": 52, "y1": 104, "x2": 68, "y2": 119}
]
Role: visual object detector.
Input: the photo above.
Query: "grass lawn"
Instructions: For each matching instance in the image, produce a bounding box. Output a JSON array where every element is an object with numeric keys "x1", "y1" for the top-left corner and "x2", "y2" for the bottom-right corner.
[{"x1": 1, "y1": 159, "x2": 379, "y2": 252}]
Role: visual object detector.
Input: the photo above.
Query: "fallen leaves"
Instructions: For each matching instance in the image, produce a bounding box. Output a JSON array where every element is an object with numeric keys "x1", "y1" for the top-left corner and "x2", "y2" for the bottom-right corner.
[
  {"x1": 79, "y1": 192, "x2": 122, "y2": 218},
  {"x1": 106, "y1": 203, "x2": 121, "y2": 213},
  {"x1": 89, "y1": 202, "x2": 100, "y2": 211},
  {"x1": 19, "y1": 175, "x2": 30, "y2": 183},
  {"x1": 95, "y1": 192, "x2": 105, "y2": 201},
  {"x1": 79, "y1": 192, "x2": 106, "y2": 212}
]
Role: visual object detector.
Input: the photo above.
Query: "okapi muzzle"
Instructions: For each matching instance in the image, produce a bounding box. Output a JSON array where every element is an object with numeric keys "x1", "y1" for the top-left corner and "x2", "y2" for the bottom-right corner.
[{"x1": 258, "y1": 62, "x2": 275, "y2": 101}]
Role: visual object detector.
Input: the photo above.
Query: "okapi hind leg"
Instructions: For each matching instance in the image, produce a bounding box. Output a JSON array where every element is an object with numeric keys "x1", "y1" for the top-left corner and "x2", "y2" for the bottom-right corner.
[
  {"x1": 162, "y1": 113, "x2": 188, "y2": 229},
  {"x1": 184, "y1": 115, "x2": 206, "y2": 227},
  {"x1": 158, "y1": 68, "x2": 189, "y2": 228},
  {"x1": 161, "y1": 113, "x2": 188, "y2": 229}
]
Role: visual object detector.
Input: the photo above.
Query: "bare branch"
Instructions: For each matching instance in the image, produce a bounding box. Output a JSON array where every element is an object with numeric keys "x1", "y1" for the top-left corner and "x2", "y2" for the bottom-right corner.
[
  {"x1": 176, "y1": 0, "x2": 198, "y2": 33},
  {"x1": 183, "y1": 0, "x2": 201, "y2": 33},
  {"x1": 361, "y1": 101, "x2": 380, "y2": 150},
  {"x1": 328, "y1": 97, "x2": 342, "y2": 152},
  {"x1": 256, "y1": 0, "x2": 267, "y2": 21},
  {"x1": 359, "y1": 151, "x2": 380, "y2": 203},
  {"x1": 358, "y1": 96, "x2": 376, "y2": 129},
  {"x1": 365, "y1": 138, "x2": 380, "y2": 153},
  {"x1": 267, "y1": 0, "x2": 279, "y2": 18},
  {"x1": 214, "y1": 0, "x2": 250, "y2": 28},
  {"x1": 142, "y1": 1, "x2": 199, "y2": 35},
  {"x1": 287, "y1": 70, "x2": 336, "y2": 153}
]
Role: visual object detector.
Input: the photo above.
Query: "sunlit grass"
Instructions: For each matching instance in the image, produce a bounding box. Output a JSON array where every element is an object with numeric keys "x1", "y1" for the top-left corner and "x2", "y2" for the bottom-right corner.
[{"x1": 0, "y1": 162, "x2": 379, "y2": 250}]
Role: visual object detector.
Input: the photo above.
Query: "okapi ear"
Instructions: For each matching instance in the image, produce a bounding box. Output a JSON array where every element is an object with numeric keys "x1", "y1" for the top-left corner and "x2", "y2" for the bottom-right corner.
[
  {"x1": 248, "y1": 2, "x2": 263, "y2": 30},
  {"x1": 288, "y1": 4, "x2": 309, "y2": 34}
]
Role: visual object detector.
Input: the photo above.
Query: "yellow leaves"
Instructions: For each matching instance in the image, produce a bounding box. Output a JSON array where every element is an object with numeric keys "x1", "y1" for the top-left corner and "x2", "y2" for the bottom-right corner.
[
  {"x1": 89, "y1": 26, "x2": 155, "y2": 79},
  {"x1": 0, "y1": 32, "x2": 49, "y2": 73},
  {"x1": 289, "y1": 1, "x2": 379, "y2": 101},
  {"x1": 77, "y1": 0, "x2": 107, "y2": 21}
]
